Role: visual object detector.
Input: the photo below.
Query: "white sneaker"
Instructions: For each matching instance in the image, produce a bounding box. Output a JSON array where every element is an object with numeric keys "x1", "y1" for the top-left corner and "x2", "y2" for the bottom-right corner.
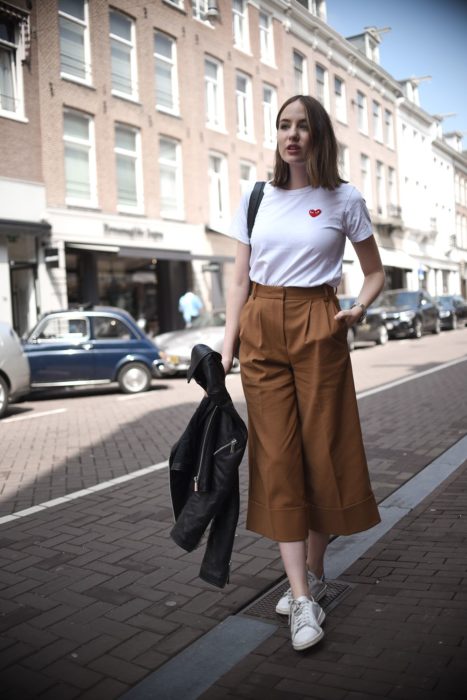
[
  {"x1": 290, "y1": 596, "x2": 324, "y2": 651},
  {"x1": 275, "y1": 571, "x2": 327, "y2": 616}
]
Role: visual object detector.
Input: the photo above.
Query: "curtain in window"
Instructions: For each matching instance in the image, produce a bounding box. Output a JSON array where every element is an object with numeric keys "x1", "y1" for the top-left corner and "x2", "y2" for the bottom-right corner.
[{"x1": 0, "y1": 47, "x2": 15, "y2": 111}]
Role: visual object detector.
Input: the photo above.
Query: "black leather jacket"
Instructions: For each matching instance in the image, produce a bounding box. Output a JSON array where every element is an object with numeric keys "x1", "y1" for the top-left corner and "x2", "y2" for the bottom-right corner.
[{"x1": 169, "y1": 345, "x2": 248, "y2": 588}]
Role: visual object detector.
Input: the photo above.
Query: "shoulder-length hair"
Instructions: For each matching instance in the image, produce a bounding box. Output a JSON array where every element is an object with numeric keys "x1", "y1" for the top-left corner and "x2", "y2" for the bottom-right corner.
[{"x1": 272, "y1": 95, "x2": 343, "y2": 190}]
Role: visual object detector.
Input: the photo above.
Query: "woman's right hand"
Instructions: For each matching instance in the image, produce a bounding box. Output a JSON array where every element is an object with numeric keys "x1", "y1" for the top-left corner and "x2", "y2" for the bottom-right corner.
[{"x1": 221, "y1": 355, "x2": 233, "y2": 376}]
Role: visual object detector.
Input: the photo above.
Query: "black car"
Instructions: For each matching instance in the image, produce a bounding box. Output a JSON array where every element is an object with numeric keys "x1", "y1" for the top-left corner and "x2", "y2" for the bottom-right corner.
[
  {"x1": 338, "y1": 296, "x2": 388, "y2": 351},
  {"x1": 436, "y1": 295, "x2": 467, "y2": 327},
  {"x1": 435, "y1": 297, "x2": 460, "y2": 330},
  {"x1": 375, "y1": 289, "x2": 441, "y2": 339}
]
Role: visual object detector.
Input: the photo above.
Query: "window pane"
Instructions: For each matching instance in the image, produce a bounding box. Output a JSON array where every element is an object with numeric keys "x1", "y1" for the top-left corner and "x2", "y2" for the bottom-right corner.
[
  {"x1": 65, "y1": 145, "x2": 90, "y2": 199},
  {"x1": 0, "y1": 18, "x2": 16, "y2": 43},
  {"x1": 109, "y1": 11, "x2": 131, "y2": 41},
  {"x1": 205, "y1": 60, "x2": 217, "y2": 80},
  {"x1": 0, "y1": 48, "x2": 15, "y2": 111},
  {"x1": 64, "y1": 111, "x2": 89, "y2": 140},
  {"x1": 155, "y1": 33, "x2": 172, "y2": 59},
  {"x1": 115, "y1": 126, "x2": 135, "y2": 151},
  {"x1": 60, "y1": 16, "x2": 85, "y2": 79},
  {"x1": 39, "y1": 316, "x2": 87, "y2": 340},
  {"x1": 116, "y1": 155, "x2": 137, "y2": 205},
  {"x1": 236, "y1": 74, "x2": 246, "y2": 92},
  {"x1": 111, "y1": 40, "x2": 132, "y2": 93},
  {"x1": 160, "y1": 139, "x2": 176, "y2": 160},
  {"x1": 160, "y1": 167, "x2": 177, "y2": 211},
  {"x1": 94, "y1": 317, "x2": 131, "y2": 339},
  {"x1": 156, "y1": 63, "x2": 173, "y2": 108},
  {"x1": 59, "y1": 0, "x2": 85, "y2": 21}
]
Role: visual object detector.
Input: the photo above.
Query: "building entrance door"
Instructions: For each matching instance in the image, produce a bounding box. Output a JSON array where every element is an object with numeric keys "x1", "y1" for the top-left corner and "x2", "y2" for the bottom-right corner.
[{"x1": 10, "y1": 263, "x2": 38, "y2": 336}]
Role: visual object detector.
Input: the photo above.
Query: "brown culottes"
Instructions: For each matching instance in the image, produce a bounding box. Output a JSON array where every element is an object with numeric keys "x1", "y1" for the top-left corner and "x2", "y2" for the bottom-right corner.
[{"x1": 239, "y1": 282, "x2": 381, "y2": 542}]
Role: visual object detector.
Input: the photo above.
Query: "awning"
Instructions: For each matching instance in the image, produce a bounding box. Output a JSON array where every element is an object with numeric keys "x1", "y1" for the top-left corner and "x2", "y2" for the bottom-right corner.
[
  {"x1": 0, "y1": 218, "x2": 51, "y2": 237},
  {"x1": 66, "y1": 243, "x2": 120, "y2": 253},
  {"x1": 379, "y1": 247, "x2": 415, "y2": 270}
]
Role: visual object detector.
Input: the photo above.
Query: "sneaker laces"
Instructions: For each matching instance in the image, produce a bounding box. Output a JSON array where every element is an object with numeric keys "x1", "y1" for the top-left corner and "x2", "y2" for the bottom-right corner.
[{"x1": 290, "y1": 598, "x2": 320, "y2": 634}]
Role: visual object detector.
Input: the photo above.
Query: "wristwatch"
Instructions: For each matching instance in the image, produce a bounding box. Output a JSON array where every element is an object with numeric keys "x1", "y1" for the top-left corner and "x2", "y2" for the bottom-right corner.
[{"x1": 350, "y1": 302, "x2": 367, "y2": 324}]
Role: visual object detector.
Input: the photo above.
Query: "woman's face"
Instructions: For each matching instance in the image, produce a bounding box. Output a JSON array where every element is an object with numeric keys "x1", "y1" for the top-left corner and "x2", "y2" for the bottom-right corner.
[{"x1": 277, "y1": 99, "x2": 311, "y2": 166}]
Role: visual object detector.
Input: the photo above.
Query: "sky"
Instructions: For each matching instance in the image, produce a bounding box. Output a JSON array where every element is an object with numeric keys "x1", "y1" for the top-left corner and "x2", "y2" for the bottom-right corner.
[{"x1": 325, "y1": 0, "x2": 467, "y2": 150}]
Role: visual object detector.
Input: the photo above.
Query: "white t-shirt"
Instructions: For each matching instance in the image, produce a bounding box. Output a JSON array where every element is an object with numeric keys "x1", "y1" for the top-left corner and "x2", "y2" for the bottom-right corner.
[{"x1": 229, "y1": 182, "x2": 373, "y2": 288}]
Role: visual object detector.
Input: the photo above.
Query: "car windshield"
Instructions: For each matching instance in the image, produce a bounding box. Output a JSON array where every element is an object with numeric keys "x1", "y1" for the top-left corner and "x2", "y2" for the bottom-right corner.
[
  {"x1": 379, "y1": 291, "x2": 418, "y2": 307},
  {"x1": 436, "y1": 297, "x2": 452, "y2": 309},
  {"x1": 190, "y1": 312, "x2": 226, "y2": 328}
]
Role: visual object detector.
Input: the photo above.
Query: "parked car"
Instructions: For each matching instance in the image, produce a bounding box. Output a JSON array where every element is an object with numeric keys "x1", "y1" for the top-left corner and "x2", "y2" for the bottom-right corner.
[
  {"x1": 155, "y1": 310, "x2": 239, "y2": 376},
  {"x1": 0, "y1": 322, "x2": 31, "y2": 418},
  {"x1": 23, "y1": 307, "x2": 164, "y2": 394},
  {"x1": 435, "y1": 296, "x2": 460, "y2": 330},
  {"x1": 338, "y1": 296, "x2": 388, "y2": 351},
  {"x1": 436, "y1": 294, "x2": 467, "y2": 326},
  {"x1": 374, "y1": 289, "x2": 441, "y2": 339}
]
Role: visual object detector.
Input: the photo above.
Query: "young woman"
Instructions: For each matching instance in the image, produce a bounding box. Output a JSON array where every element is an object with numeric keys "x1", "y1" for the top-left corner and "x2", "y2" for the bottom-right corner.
[{"x1": 221, "y1": 95, "x2": 384, "y2": 652}]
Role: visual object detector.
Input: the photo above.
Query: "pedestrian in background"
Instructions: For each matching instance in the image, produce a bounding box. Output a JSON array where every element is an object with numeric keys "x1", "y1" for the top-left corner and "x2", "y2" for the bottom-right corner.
[
  {"x1": 222, "y1": 95, "x2": 385, "y2": 651},
  {"x1": 178, "y1": 290, "x2": 203, "y2": 328}
]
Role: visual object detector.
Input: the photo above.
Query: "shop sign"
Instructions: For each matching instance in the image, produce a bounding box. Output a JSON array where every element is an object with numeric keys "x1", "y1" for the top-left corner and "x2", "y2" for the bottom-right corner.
[{"x1": 103, "y1": 224, "x2": 163, "y2": 240}]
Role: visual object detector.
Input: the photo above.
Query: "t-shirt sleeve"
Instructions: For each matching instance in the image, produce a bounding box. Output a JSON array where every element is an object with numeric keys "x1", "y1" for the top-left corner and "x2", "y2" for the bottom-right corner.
[
  {"x1": 343, "y1": 188, "x2": 373, "y2": 243},
  {"x1": 228, "y1": 186, "x2": 254, "y2": 245}
]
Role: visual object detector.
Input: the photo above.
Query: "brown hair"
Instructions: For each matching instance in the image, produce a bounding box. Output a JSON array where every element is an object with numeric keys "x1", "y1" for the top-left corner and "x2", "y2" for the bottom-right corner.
[{"x1": 272, "y1": 95, "x2": 343, "y2": 190}]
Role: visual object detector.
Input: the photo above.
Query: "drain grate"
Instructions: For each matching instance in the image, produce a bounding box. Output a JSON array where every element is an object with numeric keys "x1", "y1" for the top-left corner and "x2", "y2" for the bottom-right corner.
[{"x1": 238, "y1": 579, "x2": 354, "y2": 622}]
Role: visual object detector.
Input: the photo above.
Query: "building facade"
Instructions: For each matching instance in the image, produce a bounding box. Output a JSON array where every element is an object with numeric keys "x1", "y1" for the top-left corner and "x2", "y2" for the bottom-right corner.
[{"x1": 1, "y1": 0, "x2": 466, "y2": 336}]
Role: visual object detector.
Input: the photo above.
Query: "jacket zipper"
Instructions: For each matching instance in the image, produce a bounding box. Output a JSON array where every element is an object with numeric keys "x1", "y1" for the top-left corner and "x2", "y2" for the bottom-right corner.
[
  {"x1": 193, "y1": 406, "x2": 218, "y2": 492},
  {"x1": 213, "y1": 438, "x2": 238, "y2": 456}
]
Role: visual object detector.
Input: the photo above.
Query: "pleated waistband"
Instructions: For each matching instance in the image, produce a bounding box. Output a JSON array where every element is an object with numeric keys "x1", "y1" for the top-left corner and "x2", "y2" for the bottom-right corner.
[{"x1": 250, "y1": 282, "x2": 336, "y2": 300}]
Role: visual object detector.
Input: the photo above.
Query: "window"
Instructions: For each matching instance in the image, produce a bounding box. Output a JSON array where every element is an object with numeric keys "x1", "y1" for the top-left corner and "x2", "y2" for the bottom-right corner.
[
  {"x1": 205, "y1": 56, "x2": 224, "y2": 130},
  {"x1": 376, "y1": 161, "x2": 385, "y2": 215},
  {"x1": 388, "y1": 166, "x2": 397, "y2": 206},
  {"x1": 240, "y1": 161, "x2": 256, "y2": 195},
  {"x1": 154, "y1": 31, "x2": 179, "y2": 114},
  {"x1": 37, "y1": 315, "x2": 89, "y2": 342},
  {"x1": 159, "y1": 137, "x2": 184, "y2": 218},
  {"x1": 236, "y1": 71, "x2": 254, "y2": 140},
  {"x1": 360, "y1": 154, "x2": 372, "y2": 207},
  {"x1": 110, "y1": 9, "x2": 137, "y2": 99},
  {"x1": 59, "y1": 0, "x2": 91, "y2": 83},
  {"x1": 232, "y1": 0, "x2": 249, "y2": 52},
  {"x1": 94, "y1": 317, "x2": 132, "y2": 340},
  {"x1": 315, "y1": 64, "x2": 329, "y2": 110},
  {"x1": 114, "y1": 124, "x2": 143, "y2": 211},
  {"x1": 208, "y1": 153, "x2": 229, "y2": 230},
  {"x1": 337, "y1": 143, "x2": 349, "y2": 181},
  {"x1": 192, "y1": 0, "x2": 208, "y2": 22},
  {"x1": 334, "y1": 76, "x2": 346, "y2": 123},
  {"x1": 372, "y1": 101, "x2": 383, "y2": 142},
  {"x1": 63, "y1": 110, "x2": 96, "y2": 206},
  {"x1": 293, "y1": 51, "x2": 307, "y2": 94},
  {"x1": 0, "y1": 11, "x2": 27, "y2": 118},
  {"x1": 262, "y1": 83, "x2": 277, "y2": 147},
  {"x1": 384, "y1": 109, "x2": 394, "y2": 148},
  {"x1": 356, "y1": 91, "x2": 368, "y2": 134},
  {"x1": 259, "y1": 11, "x2": 274, "y2": 64},
  {"x1": 297, "y1": 0, "x2": 326, "y2": 18}
]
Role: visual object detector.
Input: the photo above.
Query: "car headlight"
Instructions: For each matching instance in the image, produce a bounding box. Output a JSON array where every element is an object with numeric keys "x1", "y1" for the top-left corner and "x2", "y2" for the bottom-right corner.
[
  {"x1": 439, "y1": 310, "x2": 450, "y2": 318},
  {"x1": 398, "y1": 311, "x2": 415, "y2": 321}
]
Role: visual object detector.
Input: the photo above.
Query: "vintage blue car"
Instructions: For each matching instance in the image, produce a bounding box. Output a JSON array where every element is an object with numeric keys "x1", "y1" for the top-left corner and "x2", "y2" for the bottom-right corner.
[{"x1": 23, "y1": 307, "x2": 164, "y2": 394}]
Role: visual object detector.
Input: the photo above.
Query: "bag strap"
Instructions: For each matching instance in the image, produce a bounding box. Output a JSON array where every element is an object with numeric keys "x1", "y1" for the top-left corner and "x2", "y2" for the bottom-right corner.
[{"x1": 247, "y1": 181, "x2": 266, "y2": 239}]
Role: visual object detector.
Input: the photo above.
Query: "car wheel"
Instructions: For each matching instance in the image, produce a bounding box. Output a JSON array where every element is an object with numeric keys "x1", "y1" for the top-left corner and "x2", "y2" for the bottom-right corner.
[
  {"x1": 412, "y1": 318, "x2": 422, "y2": 339},
  {"x1": 376, "y1": 324, "x2": 389, "y2": 345},
  {"x1": 118, "y1": 363, "x2": 151, "y2": 394},
  {"x1": 0, "y1": 375, "x2": 9, "y2": 419},
  {"x1": 347, "y1": 327, "x2": 355, "y2": 352},
  {"x1": 432, "y1": 318, "x2": 441, "y2": 335}
]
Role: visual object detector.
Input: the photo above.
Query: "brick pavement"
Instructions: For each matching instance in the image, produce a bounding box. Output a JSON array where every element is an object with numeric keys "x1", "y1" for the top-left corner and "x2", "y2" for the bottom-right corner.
[
  {"x1": 199, "y1": 460, "x2": 467, "y2": 700},
  {"x1": 0, "y1": 358, "x2": 466, "y2": 697}
]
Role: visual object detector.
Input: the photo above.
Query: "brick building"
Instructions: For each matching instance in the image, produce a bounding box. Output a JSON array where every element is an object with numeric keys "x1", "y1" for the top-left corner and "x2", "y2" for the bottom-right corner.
[{"x1": 1, "y1": 0, "x2": 465, "y2": 335}]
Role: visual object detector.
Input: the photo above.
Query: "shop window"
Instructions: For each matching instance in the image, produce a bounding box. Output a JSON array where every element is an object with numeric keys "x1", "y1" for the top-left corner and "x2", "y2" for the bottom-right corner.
[{"x1": 59, "y1": 0, "x2": 91, "y2": 84}]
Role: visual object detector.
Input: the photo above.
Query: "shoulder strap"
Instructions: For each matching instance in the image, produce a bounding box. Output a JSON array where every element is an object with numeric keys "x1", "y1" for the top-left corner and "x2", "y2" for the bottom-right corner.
[{"x1": 247, "y1": 181, "x2": 266, "y2": 239}]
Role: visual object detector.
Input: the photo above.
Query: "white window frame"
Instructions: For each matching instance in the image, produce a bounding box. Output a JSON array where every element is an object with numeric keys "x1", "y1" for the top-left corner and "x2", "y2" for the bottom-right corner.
[
  {"x1": 384, "y1": 109, "x2": 394, "y2": 148},
  {"x1": 356, "y1": 91, "x2": 368, "y2": 134},
  {"x1": 154, "y1": 31, "x2": 179, "y2": 115},
  {"x1": 262, "y1": 83, "x2": 277, "y2": 148},
  {"x1": 239, "y1": 160, "x2": 256, "y2": 196},
  {"x1": 192, "y1": 0, "x2": 209, "y2": 23},
  {"x1": 293, "y1": 50, "x2": 308, "y2": 95},
  {"x1": 334, "y1": 75, "x2": 347, "y2": 123},
  {"x1": 109, "y1": 9, "x2": 138, "y2": 101},
  {"x1": 166, "y1": 0, "x2": 184, "y2": 9},
  {"x1": 372, "y1": 100, "x2": 383, "y2": 143},
  {"x1": 208, "y1": 152, "x2": 229, "y2": 231},
  {"x1": 337, "y1": 142, "x2": 350, "y2": 182},
  {"x1": 205, "y1": 56, "x2": 225, "y2": 131},
  {"x1": 63, "y1": 109, "x2": 97, "y2": 207},
  {"x1": 259, "y1": 11, "x2": 275, "y2": 65},
  {"x1": 232, "y1": 0, "x2": 250, "y2": 53},
  {"x1": 0, "y1": 12, "x2": 27, "y2": 120},
  {"x1": 360, "y1": 154, "x2": 372, "y2": 208},
  {"x1": 376, "y1": 161, "x2": 386, "y2": 216},
  {"x1": 388, "y1": 166, "x2": 397, "y2": 207},
  {"x1": 236, "y1": 71, "x2": 254, "y2": 141},
  {"x1": 315, "y1": 64, "x2": 329, "y2": 111},
  {"x1": 159, "y1": 136, "x2": 184, "y2": 219},
  {"x1": 114, "y1": 124, "x2": 144, "y2": 213},
  {"x1": 59, "y1": 0, "x2": 92, "y2": 85}
]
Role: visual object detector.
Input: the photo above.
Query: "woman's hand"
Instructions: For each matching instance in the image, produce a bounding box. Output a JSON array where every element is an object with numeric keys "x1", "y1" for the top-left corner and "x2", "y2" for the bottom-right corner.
[
  {"x1": 221, "y1": 355, "x2": 233, "y2": 376},
  {"x1": 334, "y1": 307, "x2": 363, "y2": 327}
]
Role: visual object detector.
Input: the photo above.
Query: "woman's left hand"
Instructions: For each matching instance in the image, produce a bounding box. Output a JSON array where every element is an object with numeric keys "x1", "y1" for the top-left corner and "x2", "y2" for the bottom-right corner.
[{"x1": 334, "y1": 307, "x2": 363, "y2": 328}]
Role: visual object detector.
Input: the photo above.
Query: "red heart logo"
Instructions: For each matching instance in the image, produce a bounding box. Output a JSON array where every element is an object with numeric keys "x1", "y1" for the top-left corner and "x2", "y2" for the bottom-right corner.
[{"x1": 309, "y1": 209, "x2": 321, "y2": 217}]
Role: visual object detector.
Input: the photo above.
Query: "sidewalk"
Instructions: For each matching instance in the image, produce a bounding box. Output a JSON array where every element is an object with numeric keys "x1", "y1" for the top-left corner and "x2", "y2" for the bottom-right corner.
[{"x1": 0, "y1": 360, "x2": 466, "y2": 698}]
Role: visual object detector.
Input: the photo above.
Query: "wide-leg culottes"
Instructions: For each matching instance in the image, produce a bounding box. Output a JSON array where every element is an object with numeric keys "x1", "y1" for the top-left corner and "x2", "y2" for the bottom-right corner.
[{"x1": 239, "y1": 282, "x2": 381, "y2": 542}]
